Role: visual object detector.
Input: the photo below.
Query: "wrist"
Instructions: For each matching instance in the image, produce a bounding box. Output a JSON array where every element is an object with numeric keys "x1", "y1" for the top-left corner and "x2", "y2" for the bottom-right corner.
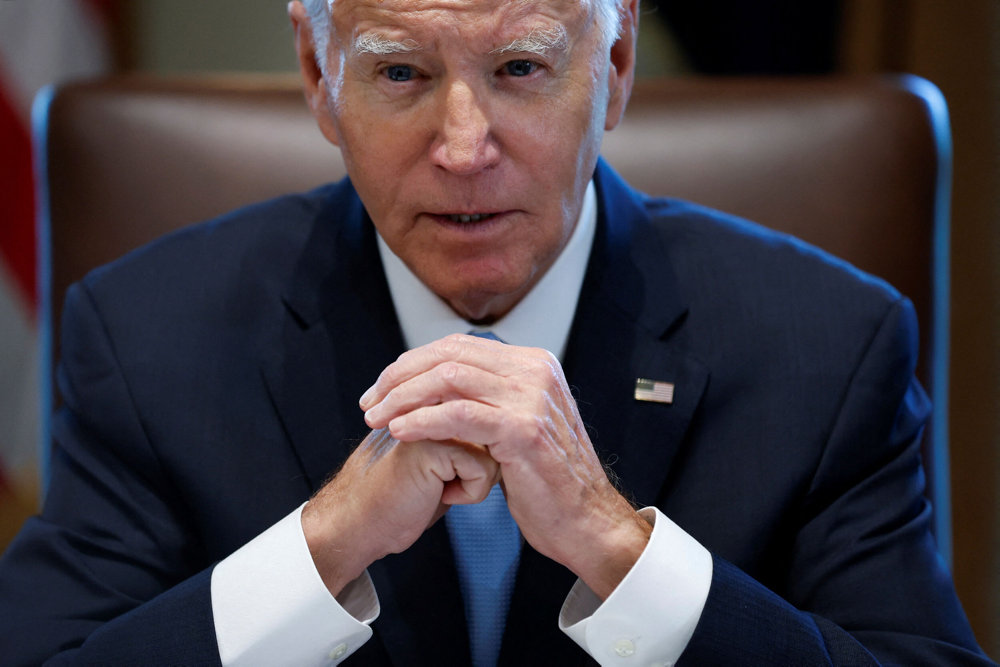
[
  {"x1": 301, "y1": 495, "x2": 375, "y2": 597},
  {"x1": 573, "y1": 503, "x2": 653, "y2": 600}
]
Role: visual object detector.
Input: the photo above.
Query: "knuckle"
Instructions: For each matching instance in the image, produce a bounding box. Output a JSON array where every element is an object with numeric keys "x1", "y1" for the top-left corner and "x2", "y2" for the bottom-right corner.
[
  {"x1": 438, "y1": 334, "x2": 467, "y2": 357},
  {"x1": 438, "y1": 360, "x2": 464, "y2": 387},
  {"x1": 412, "y1": 408, "x2": 432, "y2": 429},
  {"x1": 375, "y1": 367, "x2": 395, "y2": 388},
  {"x1": 379, "y1": 363, "x2": 409, "y2": 390},
  {"x1": 449, "y1": 399, "x2": 475, "y2": 423},
  {"x1": 513, "y1": 412, "x2": 542, "y2": 443},
  {"x1": 525, "y1": 354, "x2": 560, "y2": 383},
  {"x1": 381, "y1": 385, "x2": 400, "y2": 406},
  {"x1": 537, "y1": 348, "x2": 560, "y2": 366}
]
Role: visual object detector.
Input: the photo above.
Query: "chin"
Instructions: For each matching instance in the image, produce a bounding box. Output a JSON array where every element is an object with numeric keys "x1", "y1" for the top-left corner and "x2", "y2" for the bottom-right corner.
[{"x1": 445, "y1": 282, "x2": 532, "y2": 322}]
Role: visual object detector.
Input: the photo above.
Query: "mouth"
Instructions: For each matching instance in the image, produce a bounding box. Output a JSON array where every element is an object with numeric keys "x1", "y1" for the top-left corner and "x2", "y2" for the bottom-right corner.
[{"x1": 444, "y1": 212, "x2": 500, "y2": 223}]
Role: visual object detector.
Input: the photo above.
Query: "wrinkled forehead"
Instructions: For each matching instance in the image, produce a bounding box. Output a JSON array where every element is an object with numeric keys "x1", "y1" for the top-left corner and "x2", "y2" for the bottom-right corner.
[{"x1": 330, "y1": 0, "x2": 594, "y2": 48}]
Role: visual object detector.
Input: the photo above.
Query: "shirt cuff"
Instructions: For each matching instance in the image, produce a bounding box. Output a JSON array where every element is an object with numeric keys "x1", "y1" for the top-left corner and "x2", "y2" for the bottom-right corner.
[
  {"x1": 211, "y1": 503, "x2": 379, "y2": 665},
  {"x1": 558, "y1": 507, "x2": 712, "y2": 667}
]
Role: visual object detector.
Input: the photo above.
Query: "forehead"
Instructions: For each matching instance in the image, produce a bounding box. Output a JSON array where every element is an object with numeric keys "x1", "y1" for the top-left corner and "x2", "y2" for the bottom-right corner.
[{"x1": 330, "y1": 0, "x2": 592, "y2": 45}]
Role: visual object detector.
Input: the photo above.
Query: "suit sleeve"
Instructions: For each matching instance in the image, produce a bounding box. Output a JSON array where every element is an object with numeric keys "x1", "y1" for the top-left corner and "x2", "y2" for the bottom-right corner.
[
  {"x1": 0, "y1": 282, "x2": 222, "y2": 665},
  {"x1": 679, "y1": 297, "x2": 990, "y2": 665}
]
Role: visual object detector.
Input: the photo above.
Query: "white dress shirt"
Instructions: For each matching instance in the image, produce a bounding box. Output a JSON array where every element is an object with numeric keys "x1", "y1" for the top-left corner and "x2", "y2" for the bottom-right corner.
[{"x1": 211, "y1": 181, "x2": 712, "y2": 665}]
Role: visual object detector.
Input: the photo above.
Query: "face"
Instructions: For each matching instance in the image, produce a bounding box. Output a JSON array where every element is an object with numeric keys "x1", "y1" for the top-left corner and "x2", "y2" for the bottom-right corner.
[{"x1": 293, "y1": 0, "x2": 635, "y2": 321}]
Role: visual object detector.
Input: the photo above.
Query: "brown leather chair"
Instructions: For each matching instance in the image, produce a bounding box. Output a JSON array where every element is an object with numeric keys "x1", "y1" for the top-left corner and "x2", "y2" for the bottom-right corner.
[{"x1": 34, "y1": 73, "x2": 953, "y2": 558}]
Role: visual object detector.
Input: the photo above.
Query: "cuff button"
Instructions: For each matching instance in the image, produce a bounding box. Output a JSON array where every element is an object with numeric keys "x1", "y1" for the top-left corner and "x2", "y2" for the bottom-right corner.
[
  {"x1": 328, "y1": 642, "x2": 348, "y2": 661},
  {"x1": 613, "y1": 638, "x2": 636, "y2": 657}
]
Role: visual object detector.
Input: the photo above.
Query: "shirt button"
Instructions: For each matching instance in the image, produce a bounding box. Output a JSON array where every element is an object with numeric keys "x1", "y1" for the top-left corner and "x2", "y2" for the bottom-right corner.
[
  {"x1": 613, "y1": 638, "x2": 636, "y2": 657},
  {"x1": 328, "y1": 643, "x2": 348, "y2": 660}
]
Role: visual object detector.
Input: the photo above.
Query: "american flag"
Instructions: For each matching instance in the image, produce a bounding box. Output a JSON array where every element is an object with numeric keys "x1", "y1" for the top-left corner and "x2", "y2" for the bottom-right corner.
[
  {"x1": 0, "y1": 0, "x2": 115, "y2": 550},
  {"x1": 634, "y1": 378, "x2": 675, "y2": 404}
]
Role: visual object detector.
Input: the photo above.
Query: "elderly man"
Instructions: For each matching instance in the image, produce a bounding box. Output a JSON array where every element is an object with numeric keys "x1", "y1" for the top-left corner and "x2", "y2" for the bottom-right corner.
[{"x1": 0, "y1": 0, "x2": 990, "y2": 664}]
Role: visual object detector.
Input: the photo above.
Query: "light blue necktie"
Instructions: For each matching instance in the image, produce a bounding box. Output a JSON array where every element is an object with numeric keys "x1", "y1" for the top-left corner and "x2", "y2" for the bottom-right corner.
[{"x1": 445, "y1": 331, "x2": 522, "y2": 667}]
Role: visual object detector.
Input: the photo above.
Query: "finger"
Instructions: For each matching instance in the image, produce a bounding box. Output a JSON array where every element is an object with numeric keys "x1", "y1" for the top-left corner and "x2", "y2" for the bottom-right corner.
[
  {"x1": 425, "y1": 439, "x2": 501, "y2": 505},
  {"x1": 439, "y1": 453, "x2": 501, "y2": 505},
  {"x1": 364, "y1": 360, "x2": 509, "y2": 429},
  {"x1": 359, "y1": 333, "x2": 511, "y2": 409},
  {"x1": 441, "y1": 477, "x2": 495, "y2": 506},
  {"x1": 387, "y1": 399, "x2": 507, "y2": 445},
  {"x1": 387, "y1": 397, "x2": 575, "y2": 458}
]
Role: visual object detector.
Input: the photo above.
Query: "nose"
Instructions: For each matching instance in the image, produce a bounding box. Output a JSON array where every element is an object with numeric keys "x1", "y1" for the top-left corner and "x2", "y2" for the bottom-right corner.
[{"x1": 429, "y1": 80, "x2": 501, "y2": 175}]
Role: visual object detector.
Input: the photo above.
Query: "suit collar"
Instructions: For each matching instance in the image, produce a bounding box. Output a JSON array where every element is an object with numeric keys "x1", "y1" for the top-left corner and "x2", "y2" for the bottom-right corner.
[
  {"x1": 588, "y1": 159, "x2": 690, "y2": 338},
  {"x1": 264, "y1": 180, "x2": 404, "y2": 492},
  {"x1": 280, "y1": 179, "x2": 376, "y2": 328}
]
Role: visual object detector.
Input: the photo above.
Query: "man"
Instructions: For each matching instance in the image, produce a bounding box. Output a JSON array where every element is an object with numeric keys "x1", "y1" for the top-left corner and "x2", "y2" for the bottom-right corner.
[{"x1": 0, "y1": 0, "x2": 990, "y2": 664}]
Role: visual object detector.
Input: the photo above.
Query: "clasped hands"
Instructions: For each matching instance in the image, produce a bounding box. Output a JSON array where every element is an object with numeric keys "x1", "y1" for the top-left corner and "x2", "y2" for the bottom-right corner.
[{"x1": 302, "y1": 334, "x2": 651, "y2": 600}]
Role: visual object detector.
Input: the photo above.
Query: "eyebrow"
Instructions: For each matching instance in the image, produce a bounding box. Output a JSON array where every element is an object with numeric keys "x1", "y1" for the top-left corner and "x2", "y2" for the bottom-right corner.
[
  {"x1": 490, "y1": 26, "x2": 568, "y2": 55},
  {"x1": 353, "y1": 33, "x2": 422, "y2": 55}
]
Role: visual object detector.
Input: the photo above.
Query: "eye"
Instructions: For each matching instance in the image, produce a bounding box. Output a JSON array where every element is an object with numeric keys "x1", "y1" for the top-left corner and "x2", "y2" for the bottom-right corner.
[
  {"x1": 383, "y1": 64, "x2": 414, "y2": 82},
  {"x1": 502, "y1": 60, "x2": 538, "y2": 77}
]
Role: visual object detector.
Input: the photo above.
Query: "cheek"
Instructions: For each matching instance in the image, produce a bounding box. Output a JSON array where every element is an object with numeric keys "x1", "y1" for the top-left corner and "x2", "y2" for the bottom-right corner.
[
  {"x1": 338, "y1": 105, "x2": 429, "y2": 184},
  {"x1": 527, "y1": 88, "x2": 603, "y2": 170},
  {"x1": 334, "y1": 120, "x2": 405, "y2": 207}
]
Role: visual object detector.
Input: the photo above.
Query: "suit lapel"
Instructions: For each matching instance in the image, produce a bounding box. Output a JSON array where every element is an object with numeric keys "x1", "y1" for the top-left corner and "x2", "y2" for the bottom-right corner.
[
  {"x1": 568, "y1": 160, "x2": 710, "y2": 506},
  {"x1": 500, "y1": 162, "x2": 710, "y2": 664},
  {"x1": 260, "y1": 183, "x2": 470, "y2": 664},
  {"x1": 261, "y1": 185, "x2": 401, "y2": 491}
]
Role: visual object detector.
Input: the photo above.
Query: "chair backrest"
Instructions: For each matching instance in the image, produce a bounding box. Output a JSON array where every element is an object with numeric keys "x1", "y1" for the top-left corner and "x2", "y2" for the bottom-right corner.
[{"x1": 35, "y1": 74, "x2": 952, "y2": 555}]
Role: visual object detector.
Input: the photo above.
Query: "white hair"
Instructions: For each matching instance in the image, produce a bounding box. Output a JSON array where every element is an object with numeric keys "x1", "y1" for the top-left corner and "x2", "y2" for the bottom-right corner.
[
  {"x1": 302, "y1": 0, "x2": 332, "y2": 75},
  {"x1": 591, "y1": 0, "x2": 625, "y2": 52},
  {"x1": 301, "y1": 0, "x2": 624, "y2": 76},
  {"x1": 354, "y1": 33, "x2": 421, "y2": 56},
  {"x1": 491, "y1": 26, "x2": 568, "y2": 55}
]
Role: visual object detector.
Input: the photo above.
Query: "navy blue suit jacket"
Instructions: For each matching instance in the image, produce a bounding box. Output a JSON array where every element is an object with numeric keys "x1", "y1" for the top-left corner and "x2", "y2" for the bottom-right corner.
[{"x1": 0, "y1": 161, "x2": 988, "y2": 665}]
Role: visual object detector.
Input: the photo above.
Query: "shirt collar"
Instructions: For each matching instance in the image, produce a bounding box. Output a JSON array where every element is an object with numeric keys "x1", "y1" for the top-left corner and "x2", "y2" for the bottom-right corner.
[{"x1": 377, "y1": 180, "x2": 597, "y2": 361}]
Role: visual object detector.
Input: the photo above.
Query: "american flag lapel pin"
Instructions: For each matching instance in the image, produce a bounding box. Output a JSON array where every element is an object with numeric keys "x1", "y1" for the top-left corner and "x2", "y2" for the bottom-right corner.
[{"x1": 634, "y1": 378, "x2": 674, "y2": 404}]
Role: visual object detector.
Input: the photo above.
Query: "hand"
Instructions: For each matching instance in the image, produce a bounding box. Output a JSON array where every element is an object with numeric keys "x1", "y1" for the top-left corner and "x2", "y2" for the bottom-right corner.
[
  {"x1": 360, "y1": 334, "x2": 651, "y2": 598},
  {"x1": 301, "y1": 427, "x2": 499, "y2": 596}
]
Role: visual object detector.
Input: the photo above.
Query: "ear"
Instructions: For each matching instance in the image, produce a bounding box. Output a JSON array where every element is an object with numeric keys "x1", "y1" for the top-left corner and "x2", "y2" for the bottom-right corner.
[
  {"x1": 289, "y1": 0, "x2": 342, "y2": 147},
  {"x1": 604, "y1": 0, "x2": 638, "y2": 132}
]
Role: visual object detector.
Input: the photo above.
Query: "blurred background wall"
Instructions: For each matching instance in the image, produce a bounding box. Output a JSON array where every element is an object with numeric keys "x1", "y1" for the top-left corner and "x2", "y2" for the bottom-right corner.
[{"x1": 1, "y1": 0, "x2": 996, "y2": 657}]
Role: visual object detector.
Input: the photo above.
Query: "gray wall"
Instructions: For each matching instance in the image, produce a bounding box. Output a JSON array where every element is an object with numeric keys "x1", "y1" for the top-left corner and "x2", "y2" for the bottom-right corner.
[
  {"x1": 126, "y1": 0, "x2": 299, "y2": 74},
  {"x1": 124, "y1": 0, "x2": 684, "y2": 77}
]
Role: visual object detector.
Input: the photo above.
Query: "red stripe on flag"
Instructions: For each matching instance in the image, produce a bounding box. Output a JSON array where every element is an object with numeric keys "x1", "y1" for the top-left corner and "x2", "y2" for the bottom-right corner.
[{"x1": 0, "y1": 76, "x2": 37, "y2": 315}]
